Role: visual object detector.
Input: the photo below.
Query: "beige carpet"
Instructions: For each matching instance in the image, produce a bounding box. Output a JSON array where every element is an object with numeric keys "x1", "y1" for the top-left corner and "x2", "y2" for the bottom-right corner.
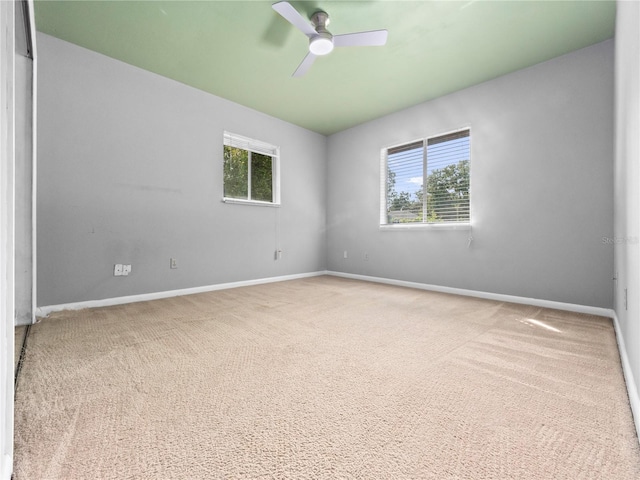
[{"x1": 13, "y1": 276, "x2": 640, "y2": 479}]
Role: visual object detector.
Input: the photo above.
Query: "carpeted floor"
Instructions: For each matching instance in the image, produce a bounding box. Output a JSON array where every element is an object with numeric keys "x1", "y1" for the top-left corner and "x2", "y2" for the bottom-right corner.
[{"x1": 13, "y1": 276, "x2": 640, "y2": 479}]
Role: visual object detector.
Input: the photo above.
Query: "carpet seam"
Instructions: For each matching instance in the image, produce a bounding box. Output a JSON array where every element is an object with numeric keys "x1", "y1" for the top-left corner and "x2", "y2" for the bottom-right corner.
[{"x1": 14, "y1": 324, "x2": 30, "y2": 392}]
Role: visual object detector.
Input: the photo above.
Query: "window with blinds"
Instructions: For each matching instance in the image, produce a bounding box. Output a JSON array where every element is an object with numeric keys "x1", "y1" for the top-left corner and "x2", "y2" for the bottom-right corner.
[
  {"x1": 223, "y1": 132, "x2": 280, "y2": 205},
  {"x1": 382, "y1": 129, "x2": 470, "y2": 225}
]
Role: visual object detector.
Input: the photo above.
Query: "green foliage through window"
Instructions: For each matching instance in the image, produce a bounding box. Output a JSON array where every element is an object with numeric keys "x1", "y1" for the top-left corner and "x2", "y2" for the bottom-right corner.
[
  {"x1": 250, "y1": 152, "x2": 274, "y2": 202},
  {"x1": 223, "y1": 147, "x2": 249, "y2": 199}
]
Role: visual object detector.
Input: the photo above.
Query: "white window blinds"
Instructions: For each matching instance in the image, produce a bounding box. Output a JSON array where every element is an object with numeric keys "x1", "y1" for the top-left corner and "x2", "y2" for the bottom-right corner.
[
  {"x1": 386, "y1": 141, "x2": 424, "y2": 222},
  {"x1": 223, "y1": 131, "x2": 278, "y2": 157}
]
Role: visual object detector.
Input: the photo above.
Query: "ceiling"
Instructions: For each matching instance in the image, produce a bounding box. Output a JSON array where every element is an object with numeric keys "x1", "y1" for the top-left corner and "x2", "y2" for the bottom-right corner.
[{"x1": 34, "y1": 0, "x2": 615, "y2": 136}]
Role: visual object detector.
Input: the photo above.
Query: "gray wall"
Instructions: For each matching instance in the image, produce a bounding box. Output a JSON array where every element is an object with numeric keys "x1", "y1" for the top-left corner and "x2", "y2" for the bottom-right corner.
[
  {"x1": 614, "y1": 0, "x2": 639, "y2": 423},
  {"x1": 327, "y1": 40, "x2": 614, "y2": 308},
  {"x1": 37, "y1": 33, "x2": 327, "y2": 306}
]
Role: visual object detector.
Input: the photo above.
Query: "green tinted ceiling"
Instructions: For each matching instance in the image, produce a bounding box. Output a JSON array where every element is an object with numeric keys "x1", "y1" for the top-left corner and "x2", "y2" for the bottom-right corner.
[{"x1": 35, "y1": 0, "x2": 615, "y2": 135}]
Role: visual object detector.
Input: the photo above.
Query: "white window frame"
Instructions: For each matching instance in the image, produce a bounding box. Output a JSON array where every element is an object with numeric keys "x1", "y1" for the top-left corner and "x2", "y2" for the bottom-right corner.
[
  {"x1": 380, "y1": 128, "x2": 471, "y2": 230},
  {"x1": 222, "y1": 131, "x2": 281, "y2": 207}
]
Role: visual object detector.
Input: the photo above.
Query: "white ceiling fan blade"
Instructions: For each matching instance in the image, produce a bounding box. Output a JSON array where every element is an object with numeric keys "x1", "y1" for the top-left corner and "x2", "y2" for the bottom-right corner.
[
  {"x1": 293, "y1": 52, "x2": 317, "y2": 77},
  {"x1": 272, "y1": 1, "x2": 317, "y2": 37},
  {"x1": 334, "y1": 30, "x2": 388, "y2": 48}
]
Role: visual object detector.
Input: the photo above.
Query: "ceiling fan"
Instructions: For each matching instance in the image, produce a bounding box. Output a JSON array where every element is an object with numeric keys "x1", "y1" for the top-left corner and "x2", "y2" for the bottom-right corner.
[{"x1": 272, "y1": 1, "x2": 388, "y2": 77}]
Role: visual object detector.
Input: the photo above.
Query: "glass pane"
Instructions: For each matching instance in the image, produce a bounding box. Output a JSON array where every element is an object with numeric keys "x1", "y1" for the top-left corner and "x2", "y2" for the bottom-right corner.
[
  {"x1": 386, "y1": 143, "x2": 424, "y2": 223},
  {"x1": 251, "y1": 153, "x2": 273, "y2": 202},
  {"x1": 223, "y1": 146, "x2": 248, "y2": 199},
  {"x1": 426, "y1": 133, "x2": 470, "y2": 223}
]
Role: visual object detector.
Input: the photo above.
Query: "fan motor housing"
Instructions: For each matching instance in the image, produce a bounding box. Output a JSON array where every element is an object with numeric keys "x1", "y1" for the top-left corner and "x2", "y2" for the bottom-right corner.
[{"x1": 311, "y1": 10, "x2": 330, "y2": 30}]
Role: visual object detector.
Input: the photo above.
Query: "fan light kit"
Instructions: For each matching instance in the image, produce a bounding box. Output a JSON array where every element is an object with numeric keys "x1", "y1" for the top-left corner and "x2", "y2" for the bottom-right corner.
[
  {"x1": 309, "y1": 36, "x2": 334, "y2": 56},
  {"x1": 272, "y1": 1, "x2": 388, "y2": 77}
]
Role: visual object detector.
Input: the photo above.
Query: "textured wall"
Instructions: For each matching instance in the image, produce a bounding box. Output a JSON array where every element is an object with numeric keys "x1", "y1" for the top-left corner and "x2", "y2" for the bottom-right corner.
[
  {"x1": 37, "y1": 33, "x2": 327, "y2": 306},
  {"x1": 327, "y1": 40, "x2": 614, "y2": 308}
]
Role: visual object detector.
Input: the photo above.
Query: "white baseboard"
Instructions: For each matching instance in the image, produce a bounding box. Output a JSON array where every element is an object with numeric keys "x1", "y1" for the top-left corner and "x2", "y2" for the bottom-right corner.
[
  {"x1": 1, "y1": 455, "x2": 12, "y2": 480},
  {"x1": 36, "y1": 271, "x2": 328, "y2": 317},
  {"x1": 611, "y1": 311, "x2": 640, "y2": 440},
  {"x1": 39, "y1": 270, "x2": 615, "y2": 319},
  {"x1": 327, "y1": 271, "x2": 615, "y2": 318}
]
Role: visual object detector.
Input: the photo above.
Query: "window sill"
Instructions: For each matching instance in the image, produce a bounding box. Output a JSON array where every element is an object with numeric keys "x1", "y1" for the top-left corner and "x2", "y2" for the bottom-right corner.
[
  {"x1": 222, "y1": 198, "x2": 280, "y2": 207},
  {"x1": 380, "y1": 223, "x2": 471, "y2": 231}
]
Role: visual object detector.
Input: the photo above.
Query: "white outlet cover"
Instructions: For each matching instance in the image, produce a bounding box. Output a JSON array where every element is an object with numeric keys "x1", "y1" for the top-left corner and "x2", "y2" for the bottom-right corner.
[
  {"x1": 122, "y1": 264, "x2": 131, "y2": 276},
  {"x1": 114, "y1": 264, "x2": 123, "y2": 276}
]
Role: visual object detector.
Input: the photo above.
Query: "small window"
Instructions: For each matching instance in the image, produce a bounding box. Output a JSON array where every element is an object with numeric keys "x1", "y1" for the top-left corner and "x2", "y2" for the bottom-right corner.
[
  {"x1": 223, "y1": 132, "x2": 280, "y2": 206},
  {"x1": 382, "y1": 129, "x2": 470, "y2": 225}
]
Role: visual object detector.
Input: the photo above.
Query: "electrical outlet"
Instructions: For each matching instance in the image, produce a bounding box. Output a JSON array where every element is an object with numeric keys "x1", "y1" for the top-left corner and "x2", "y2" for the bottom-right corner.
[
  {"x1": 343, "y1": 250, "x2": 348, "y2": 259},
  {"x1": 170, "y1": 258, "x2": 178, "y2": 269},
  {"x1": 114, "y1": 264, "x2": 123, "y2": 276},
  {"x1": 122, "y1": 264, "x2": 131, "y2": 276}
]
